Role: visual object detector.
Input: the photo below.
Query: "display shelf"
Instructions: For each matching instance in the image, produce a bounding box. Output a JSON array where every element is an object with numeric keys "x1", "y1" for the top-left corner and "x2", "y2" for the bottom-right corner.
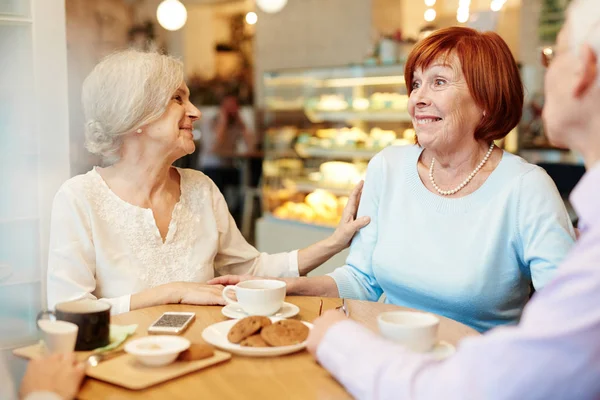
[
  {"x1": 294, "y1": 145, "x2": 381, "y2": 160},
  {"x1": 262, "y1": 212, "x2": 337, "y2": 230},
  {"x1": 261, "y1": 64, "x2": 413, "y2": 233},
  {"x1": 305, "y1": 109, "x2": 411, "y2": 123},
  {"x1": 284, "y1": 179, "x2": 354, "y2": 197}
]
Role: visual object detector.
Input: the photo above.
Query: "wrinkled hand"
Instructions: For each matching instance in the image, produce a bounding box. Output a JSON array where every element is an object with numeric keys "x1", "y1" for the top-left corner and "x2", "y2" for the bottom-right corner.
[
  {"x1": 329, "y1": 181, "x2": 371, "y2": 251},
  {"x1": 20, "y1": 353, "x2": 86, "y2": 400},
  {"x1": 173, "y1": 283, "x2": 227, "y2": 306},
  {"x1": 207, "y1": 275, "x2": 259, "y2": 286},
  {"x1": 306, "y1": 310, "x2": 348, "y2": 357}
]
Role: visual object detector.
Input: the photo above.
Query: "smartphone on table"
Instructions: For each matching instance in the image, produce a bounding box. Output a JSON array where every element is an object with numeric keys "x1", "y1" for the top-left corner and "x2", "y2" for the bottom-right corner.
[{"x1": 147, "y1": 311, "x2": 196, "y2": 335}]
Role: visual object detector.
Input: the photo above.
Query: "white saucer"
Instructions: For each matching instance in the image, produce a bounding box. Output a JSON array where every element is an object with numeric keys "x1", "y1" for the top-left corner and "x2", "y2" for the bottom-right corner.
[
  {"x1": 221, "y1": 302, "x2": 300, "y2": 319},
  {"x1": 429, "y1": 341, "x2": 455, "y2": 360},
  {"x1": 201, "y1": 317, "x2": 313, "y2": 357}
]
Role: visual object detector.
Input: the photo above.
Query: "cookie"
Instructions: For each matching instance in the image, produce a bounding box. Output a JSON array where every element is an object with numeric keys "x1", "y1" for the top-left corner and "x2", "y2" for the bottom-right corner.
[
  {"x1": 260, "y1": 319, "x2": 309, "y2": 347},
  {"x1": 240, "y1": 334, "x2": 270, "y2": 347},
  {"x1": 178, "y1": 343, "x2": 214, "y2": 361},
  {"x1": 227, "y1": 316, "x2": 272, "y2": 344}
]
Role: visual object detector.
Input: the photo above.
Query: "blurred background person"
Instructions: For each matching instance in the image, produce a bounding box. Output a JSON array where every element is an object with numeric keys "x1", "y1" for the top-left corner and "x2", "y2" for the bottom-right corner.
[{"x1": 199, "y1": 91, "x2": 256, "y2": 220}]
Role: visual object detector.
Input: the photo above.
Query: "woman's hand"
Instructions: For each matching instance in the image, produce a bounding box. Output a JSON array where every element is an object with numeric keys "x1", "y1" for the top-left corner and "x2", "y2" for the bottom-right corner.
[
  {"x1": 328, "y1": 181, "x2": 371, "y2": 251},
  {"x1": 170, "y1": 282, "x2": 227, "y2": 306},
  {"x1": 207, "y1": 275, "x2": 261, "y2": 286},
  {"x1": 296, "y1": 182, "x2": 370, "y2": 275},
  {"x1": 306, "y1": 309, "x2": 348, "y2": 357},
  {"x1": 20, "y1": 353, "x2": 86, "y2": 400}
]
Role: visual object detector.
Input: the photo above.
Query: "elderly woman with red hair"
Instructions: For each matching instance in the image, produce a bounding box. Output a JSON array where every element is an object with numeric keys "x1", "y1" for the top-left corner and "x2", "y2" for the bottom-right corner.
[{"x1": 211, "y1": 27, "x2": 575, "y2": 332}]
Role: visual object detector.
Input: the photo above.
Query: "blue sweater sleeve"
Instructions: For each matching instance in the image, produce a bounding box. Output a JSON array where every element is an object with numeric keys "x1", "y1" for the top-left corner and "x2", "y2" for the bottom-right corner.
[
  {"x1": 517, "y1": 167, "x2": 576, "y2": 289},
  {"x1": 328, "y1": 152, "x2": 385, "y2": 302}
]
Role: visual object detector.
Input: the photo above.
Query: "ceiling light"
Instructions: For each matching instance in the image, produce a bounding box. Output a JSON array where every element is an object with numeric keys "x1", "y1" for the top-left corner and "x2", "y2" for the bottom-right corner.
[
  {"x1": 256, "y1": 0, "x2": 288, "y2": 14},
  {"x1": 156, "y1": 0, "x2": 187, "y2": 31},
  {"x1": 245, "y1": 11, "x2": 258, "y2": 25},
  {"x1": 424, "y1": 8, "x2": 437, "y2": 22}
]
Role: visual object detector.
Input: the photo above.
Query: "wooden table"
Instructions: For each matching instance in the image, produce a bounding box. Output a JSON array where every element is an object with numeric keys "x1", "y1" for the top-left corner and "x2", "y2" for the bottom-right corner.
[{"x1": 78, "y1": 296, "x2": 479, "y2": 399}]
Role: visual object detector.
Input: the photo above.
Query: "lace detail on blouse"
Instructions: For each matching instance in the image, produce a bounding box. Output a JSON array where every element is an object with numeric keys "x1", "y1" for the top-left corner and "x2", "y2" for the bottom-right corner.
[{"x1": 88, "y1": 167, "x2": 211, "y2": 288}]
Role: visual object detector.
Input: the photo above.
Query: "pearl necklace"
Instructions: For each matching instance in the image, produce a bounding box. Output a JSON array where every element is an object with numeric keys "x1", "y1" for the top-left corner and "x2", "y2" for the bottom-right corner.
[{"x1": 429, "y1": 143, "x2": 494, "y2": 196}]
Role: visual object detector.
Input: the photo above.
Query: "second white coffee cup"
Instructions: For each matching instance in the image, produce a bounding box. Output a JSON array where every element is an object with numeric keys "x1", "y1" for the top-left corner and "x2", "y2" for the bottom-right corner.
[
  {"x1": 222, "y1": 280, "x2": 286, "y2": 316},
  {"x1": 377, "y1": 311, "x2": 439, "y2": 352},
  {"x1": 37, "y1": 319, "x2": 79, "y2": 354}
]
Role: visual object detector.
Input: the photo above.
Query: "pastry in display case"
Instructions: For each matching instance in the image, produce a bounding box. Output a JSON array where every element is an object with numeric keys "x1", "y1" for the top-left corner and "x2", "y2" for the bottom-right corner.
[{"x1": 261, "y1": 64, "x2": 414, "y2": 228}]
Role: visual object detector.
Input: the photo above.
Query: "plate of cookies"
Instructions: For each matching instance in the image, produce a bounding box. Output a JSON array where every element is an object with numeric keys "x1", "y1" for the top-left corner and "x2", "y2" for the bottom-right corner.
[{"x1": 201, "y1": 316, "x2": 312, "y2": 357}]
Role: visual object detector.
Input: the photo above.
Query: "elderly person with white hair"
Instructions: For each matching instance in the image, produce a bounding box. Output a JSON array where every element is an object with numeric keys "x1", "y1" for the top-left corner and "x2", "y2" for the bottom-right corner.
[
  {"x1": 305, "y1": 0, "x2": 600, "y2": 399},
  {"x1": 47, "y1": 50, "x2": 369, "y2": 314}
]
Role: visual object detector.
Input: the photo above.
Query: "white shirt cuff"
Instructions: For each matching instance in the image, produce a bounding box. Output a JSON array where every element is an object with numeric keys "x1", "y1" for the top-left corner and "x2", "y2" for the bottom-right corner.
[
  {"x1": 100, "y1": 294, "x2": 131, "y2": 315},
  {"x1": 288, "y1": 250, "x2": 300, "y2": 277},
  {"x1": 24, "y1": 391, "x2": 63, "y2": 400}
]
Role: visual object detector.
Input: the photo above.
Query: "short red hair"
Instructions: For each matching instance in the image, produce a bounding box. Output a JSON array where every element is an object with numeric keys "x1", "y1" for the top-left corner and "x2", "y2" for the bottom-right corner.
[{"x1": 405, "y1": 27, "x2": 523, "y2": 142}]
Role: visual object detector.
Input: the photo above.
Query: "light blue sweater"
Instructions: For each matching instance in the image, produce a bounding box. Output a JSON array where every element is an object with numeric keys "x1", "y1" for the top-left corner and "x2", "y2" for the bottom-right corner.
[{"x1": 329, "y1": 145, "x2": 576, "y2": 332}]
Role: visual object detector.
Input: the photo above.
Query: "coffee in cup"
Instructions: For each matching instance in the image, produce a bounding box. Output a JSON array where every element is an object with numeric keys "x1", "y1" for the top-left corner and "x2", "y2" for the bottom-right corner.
[
  {"x1": 37, "y1": 299, "x2": 111, "y2": 351},
  {"x1": 377, "y1": 311, "x2": 439, "y2": 352},
  {"x1": 222, "y1": 280, "x2": 286, "y2": 316}
]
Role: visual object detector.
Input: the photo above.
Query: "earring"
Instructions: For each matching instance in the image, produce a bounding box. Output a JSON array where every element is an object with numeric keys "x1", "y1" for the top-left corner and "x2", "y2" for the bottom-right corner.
[{"x1": 136, "y1": 129, "x2": 142, "y2": 134}]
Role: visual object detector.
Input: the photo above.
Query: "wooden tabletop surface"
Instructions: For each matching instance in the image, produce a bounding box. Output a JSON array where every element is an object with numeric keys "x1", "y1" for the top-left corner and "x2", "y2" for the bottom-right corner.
[{"x1": 77, "y1": 296, "x2": 479, "y2": 399}]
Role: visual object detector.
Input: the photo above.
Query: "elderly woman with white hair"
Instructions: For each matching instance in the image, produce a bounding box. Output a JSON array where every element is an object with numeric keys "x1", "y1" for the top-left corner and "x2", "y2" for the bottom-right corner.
[{"x1": 47, "y1": 50, "x2": 369, "y2": 315}]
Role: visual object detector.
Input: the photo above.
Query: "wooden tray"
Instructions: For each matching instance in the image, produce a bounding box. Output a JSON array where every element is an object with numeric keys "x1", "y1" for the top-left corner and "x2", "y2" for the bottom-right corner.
[{"x1": 13, "y1": 342, "x2": 231, "y2": 390}]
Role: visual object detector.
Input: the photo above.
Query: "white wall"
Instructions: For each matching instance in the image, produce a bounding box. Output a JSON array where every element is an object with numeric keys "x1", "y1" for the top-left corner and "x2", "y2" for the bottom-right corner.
[
  {"x1": 373, "y1": 0, "x2": 402, "y2": 37},
  {"x1": 135, "y1": 0, "x2": 186, "y2": 59},
  {"x1": 185, "y1": 6, "x2": 216, "y2": 78},
  {"x1": 388, "y1": 0, "x2": 521, "y2": 59},
  {"x1": 254, "y1": 0, "x2": 373, "y2": 107},
  {"x1": 183, "y1": 0, "x2": 253, "y2": 80},
  {"x1": 1, "y1": 0, "x2": 71, "y2": 394},
  {"x1": 401, "y1": 0, "x2": 426, "y2": 39}
]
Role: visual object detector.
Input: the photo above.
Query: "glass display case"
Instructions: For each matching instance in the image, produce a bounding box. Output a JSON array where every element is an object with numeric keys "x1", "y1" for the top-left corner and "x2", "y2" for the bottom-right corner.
[{"x1": 260, "y1": 64, "x2": 414, "y2": 228}]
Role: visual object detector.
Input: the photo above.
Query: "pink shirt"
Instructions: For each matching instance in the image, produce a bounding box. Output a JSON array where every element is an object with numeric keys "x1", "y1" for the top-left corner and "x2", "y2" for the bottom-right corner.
[{"x1": 317, "y1": 163, "x2": 600, "y2": 400}]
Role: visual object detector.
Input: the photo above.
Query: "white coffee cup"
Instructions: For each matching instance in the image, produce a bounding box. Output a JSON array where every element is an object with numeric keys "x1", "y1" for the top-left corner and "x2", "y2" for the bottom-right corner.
[
  {"x1": 37, "y1": 319, "x2": 79, "y2": 354},
  {"x1": 377, "y1": 311, "x2": 439, "y2": 352},
  {"x1": 222, "y1": 280, "x2": 286, "y2": 316}
]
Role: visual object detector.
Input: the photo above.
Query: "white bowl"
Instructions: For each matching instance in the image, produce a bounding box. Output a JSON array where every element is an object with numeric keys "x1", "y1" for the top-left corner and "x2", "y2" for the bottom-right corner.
[{"x1": 124, "y1": 335, "x2": 190, "y2": 367}]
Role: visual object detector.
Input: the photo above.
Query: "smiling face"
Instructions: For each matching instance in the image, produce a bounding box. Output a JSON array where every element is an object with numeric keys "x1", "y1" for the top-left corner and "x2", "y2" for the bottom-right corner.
[
  {"x1": 141, "y1": 83, "x2": 201, "y2": 159},
  {"x1": 408, "y1": 55, "x2": 484, "y2": 153}
]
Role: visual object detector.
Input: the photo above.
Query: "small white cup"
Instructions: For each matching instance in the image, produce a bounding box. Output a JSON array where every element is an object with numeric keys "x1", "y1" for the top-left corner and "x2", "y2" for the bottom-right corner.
[
  {"x1": 222, "y1": 280, "x2": 286, "y2": 316},
  {"x1": 37, "y1": 319, "x2": 78, "y2": 354},
  {"x1": 377, "y1": 311, "x2": 439, "y2": 352}
]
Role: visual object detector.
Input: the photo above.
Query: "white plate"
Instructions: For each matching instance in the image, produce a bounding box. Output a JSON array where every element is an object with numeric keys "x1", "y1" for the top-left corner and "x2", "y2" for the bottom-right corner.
[
  {"x1": 429, "y1": 341, "x2": 455, "y2": 360},
  {"x1": 201, "y1": 317, "x2": 312, "y2": 357},
  {"x1": 221, "y1": 302, "x2": 300, "y2": 319}
]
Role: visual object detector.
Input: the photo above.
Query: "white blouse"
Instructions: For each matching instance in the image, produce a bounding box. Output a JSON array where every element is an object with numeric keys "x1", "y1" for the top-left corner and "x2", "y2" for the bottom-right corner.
[{"x1": 47, "y1": 167, "x2": 298, "y2": 314}]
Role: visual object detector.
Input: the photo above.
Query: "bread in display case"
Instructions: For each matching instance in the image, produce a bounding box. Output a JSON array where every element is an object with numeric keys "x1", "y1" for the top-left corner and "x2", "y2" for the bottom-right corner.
[{"x1": 261, "y1": 64, "x2": 414, "y2": 228}]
